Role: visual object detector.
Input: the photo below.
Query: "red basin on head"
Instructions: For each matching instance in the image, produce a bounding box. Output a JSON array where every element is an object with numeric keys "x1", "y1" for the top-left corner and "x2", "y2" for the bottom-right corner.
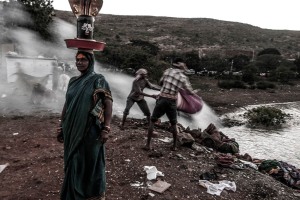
[{"x1": 65, "y1": 38, "x2": 106, "y2": 51}]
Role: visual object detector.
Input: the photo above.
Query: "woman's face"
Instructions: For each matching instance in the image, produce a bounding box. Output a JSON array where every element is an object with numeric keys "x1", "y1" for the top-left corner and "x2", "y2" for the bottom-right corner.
[{"x1": 76, "y1": 53, "x2": 89, "y2": 73}]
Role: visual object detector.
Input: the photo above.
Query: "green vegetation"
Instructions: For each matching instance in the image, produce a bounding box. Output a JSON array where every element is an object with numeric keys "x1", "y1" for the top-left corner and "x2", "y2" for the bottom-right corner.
[
  {"x1": 257, "y1": 48, "x2": 281, "y2": 56},
  {"x1": 2, "y1": 0, "x2": 54, "y2": 40},
  {"x1": 217, "y1": 80, "x2": 247, "y2": 89},
  {"x1": 256, "y1": 81, "x2": 276, "y2": 90},
  {"x1": 244, "y1": 106, "x2": 290, "y2": 127}
]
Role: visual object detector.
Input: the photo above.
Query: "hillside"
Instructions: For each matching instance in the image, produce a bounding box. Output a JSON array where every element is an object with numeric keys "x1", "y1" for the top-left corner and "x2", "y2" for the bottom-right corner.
[{"x1": 54, "y1": 10, "x2": 300, "y2": 59}]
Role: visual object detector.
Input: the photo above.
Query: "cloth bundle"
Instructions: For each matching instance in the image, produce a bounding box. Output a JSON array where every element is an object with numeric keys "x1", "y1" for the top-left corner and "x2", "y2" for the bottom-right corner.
[
  {"x1": 177, "y1": 89, "x2": 203, "y2": 114},
  {"x1": 200, "y1": 123, "x2": 240, "y2": 154}
]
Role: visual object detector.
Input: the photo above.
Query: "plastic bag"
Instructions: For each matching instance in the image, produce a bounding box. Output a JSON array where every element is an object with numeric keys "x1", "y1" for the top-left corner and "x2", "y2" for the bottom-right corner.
[
  {"x1": 144, "y1": 166, "x2": 164, "y2": 180},
  {"x1": 177, "y1": 89, "x2": 203, "y2": 114}
]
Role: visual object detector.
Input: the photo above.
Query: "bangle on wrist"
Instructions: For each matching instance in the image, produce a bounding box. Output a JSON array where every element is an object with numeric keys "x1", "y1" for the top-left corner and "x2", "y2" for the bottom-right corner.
[{"x1": 102, "y1": 129, "x2": 109, "y2": 133}]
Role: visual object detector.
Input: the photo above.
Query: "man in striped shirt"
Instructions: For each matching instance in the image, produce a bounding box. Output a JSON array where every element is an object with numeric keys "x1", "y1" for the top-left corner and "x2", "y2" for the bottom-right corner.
[{"x1": 144, "y1": 58, "x2": 194, "y2": 151}]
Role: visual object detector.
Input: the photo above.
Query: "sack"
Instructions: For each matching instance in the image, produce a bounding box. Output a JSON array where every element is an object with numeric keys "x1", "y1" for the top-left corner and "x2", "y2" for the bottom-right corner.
[
  {"x1": 218, "y1": 141, "x2": 240, "y2": 154},
  {"x1": 177, "y1": 89, "x2": 203, "y2": 114},
  {"x1": 200, "y1": 124, "x2": 240, "y2": 154}
]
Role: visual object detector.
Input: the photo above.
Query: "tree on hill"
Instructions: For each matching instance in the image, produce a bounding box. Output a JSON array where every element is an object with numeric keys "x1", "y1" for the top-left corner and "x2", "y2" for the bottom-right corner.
[
  {"x1": 3, "y1": 0, "x2": 54, "y2": 40},
  {"x1": 229, "y1": 54, "x2": 250, "y2": 71},
  {"x1": 275, "y1": 66, "x2": 295, "y2": 83},
  {"x1": 294, "y1": 58, "x2": 300, "y2": 76},
  {"x1": 184, "y1": 51, "x2": 200, "y2": 71},
  {"x1": 255, "y1": 54, "x2": 281, "y2": 73},
  {"x1": 257, "y1": 48, "x2": 281, "y2": 57},
  {"x1": 199, "y1": 56, "x2": 229, "y2": 72},
  {"x1": 242, "y1": 63, "x2": 258, "y2": 84}
]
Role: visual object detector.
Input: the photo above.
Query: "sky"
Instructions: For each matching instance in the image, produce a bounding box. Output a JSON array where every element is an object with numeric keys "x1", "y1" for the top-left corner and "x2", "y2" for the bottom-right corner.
[{"x1": 53, "y1": 0, "x2": 300, "y2": 31}]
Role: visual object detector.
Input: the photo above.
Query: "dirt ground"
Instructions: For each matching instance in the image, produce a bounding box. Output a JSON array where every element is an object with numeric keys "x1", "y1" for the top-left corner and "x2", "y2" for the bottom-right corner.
[{"x1": 1, "y1": 78, "x2": 300, "y2": 200}]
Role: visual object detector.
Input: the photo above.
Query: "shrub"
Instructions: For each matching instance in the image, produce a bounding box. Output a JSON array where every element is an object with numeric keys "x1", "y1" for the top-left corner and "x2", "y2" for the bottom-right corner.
[
  {"x1": 242, "y1": 72, "x2": 256, "y2": 84},
  {"x1": 242, "y1": 63, "x2": 258, "y2": 84},
  {"x1": 256, "y1": 81, "x2": 276, "y2": 90},
  {"x1": 244, "y1": 106, "x2": 289, "y2": 127},
  {"x1": 217, "y1": 80, "x2": 247, "y2": 89}
]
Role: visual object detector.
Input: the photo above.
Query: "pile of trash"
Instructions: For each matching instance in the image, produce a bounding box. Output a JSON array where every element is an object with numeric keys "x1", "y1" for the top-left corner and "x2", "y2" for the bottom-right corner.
[{"x1": 152, "y1": 121, "x2": 300, "y2": 193}]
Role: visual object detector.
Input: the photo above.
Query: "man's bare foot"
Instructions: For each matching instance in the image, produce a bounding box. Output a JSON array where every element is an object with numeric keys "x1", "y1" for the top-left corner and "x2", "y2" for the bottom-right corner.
[
  {"x1": 152, "y1": 131, "x2": 159, "y2": 138},
  {"x1": 170, "y1": 146, "x2": 177, "y2": 151},
  {"x1": 142, "y1": 145, "x2": 151, "y2": 151}
]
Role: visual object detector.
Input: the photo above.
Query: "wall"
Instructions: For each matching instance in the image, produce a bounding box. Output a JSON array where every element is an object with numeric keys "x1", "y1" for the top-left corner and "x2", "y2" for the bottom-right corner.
[
  {"x1": 0, "y1": 43, "x2": 15, "y2": 82},
  {"x1": 5, "y1": 56, "x2": 56, "y2": 82}
]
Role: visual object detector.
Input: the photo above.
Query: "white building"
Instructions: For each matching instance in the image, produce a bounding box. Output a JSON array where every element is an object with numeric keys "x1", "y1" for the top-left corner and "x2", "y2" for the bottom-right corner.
[{"x1": 5, "y1": 52, "x2": 57, "y2": 83}]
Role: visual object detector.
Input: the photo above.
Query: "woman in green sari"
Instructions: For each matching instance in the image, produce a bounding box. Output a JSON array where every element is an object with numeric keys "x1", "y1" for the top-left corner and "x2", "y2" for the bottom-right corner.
[{"x1": 57, "y1": 50, "x2": 113, "y2": 200}]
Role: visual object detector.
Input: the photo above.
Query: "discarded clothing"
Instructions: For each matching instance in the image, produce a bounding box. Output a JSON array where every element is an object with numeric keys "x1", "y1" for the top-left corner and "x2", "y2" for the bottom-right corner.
[
  {"x1": 259, "y1": 160, "x2": 300, "y2": 189},
  {"x1": 199, "y1": 123, "x2": 239, "y2": 154},
  {"x1": 215, "y1": 154, "x2": 245, "y2": 170},
  {"x1": 199, "y1": 180, "x2": 236, "y2": 196}
]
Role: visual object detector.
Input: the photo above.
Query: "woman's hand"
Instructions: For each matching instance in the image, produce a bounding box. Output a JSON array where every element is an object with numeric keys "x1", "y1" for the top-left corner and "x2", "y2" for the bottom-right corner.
[
  {"x1": 99, "y1": 130, "x2": 109, "y2": 144},
  {"x1": 56, "y1": 126, "x2": 64, "y2": 143},
  {"x1": 99, "y1": 126, "x2": 110, "y2": 144}
]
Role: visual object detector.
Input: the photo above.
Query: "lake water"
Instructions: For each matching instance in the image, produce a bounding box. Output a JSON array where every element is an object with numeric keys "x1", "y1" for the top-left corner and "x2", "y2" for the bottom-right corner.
[{"x1": 218, "y1": 102, "x2": 300, "y2": 168}]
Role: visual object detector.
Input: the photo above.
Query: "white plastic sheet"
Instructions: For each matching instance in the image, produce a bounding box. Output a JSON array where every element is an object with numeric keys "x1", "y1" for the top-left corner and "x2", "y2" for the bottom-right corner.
[
  {"x1": 199, "y1": 180, "x2": 236, "y2": 196},
  {"x1": 144, "y1": 166, "x2": 164, "y2": 180},
  {"x1": 0, "y1": 163, "x2": 9, "y2": 174},
  {"x1": 158, "y1": 137, "x2": 173, "y2": 143}
]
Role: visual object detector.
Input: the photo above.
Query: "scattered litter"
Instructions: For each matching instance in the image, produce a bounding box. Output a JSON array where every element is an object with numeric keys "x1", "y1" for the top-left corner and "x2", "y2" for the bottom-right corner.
[
  {"x1": 176, "y1": 154, "x2": 187, "y2": 160},
  {"x1": 199, "y1": 180, "x2": 236, "y2": 196},
  {"x1": 144, "y1": 166, "x2": 164, "y2": 180},
  {"x1": 293, "y1": 192, "x2": 300, "y2": 197},
  {"x1": 13, "y1": 132, "x2": 19, "y2": 136},
  {"x1": 130, "y1": 181, "x2": 144, "y2": 187},
  {"x1": 0, "y1": 163, "x2": 9, "y2": 173},
  {"x1": 239, "y1": 160, "x2": 258, "y2": 170},
  {"x1": 158, "y1": 137, "x2": 172, "y2": 143},
  {"x1": 1, "y1": 94, "x2": 7, "y2": 98},
  {"x1": 148, "y1": 180, "x2": 171, "y2": 193},
  {"x1": 191, "y1": 143, "x2": 205, "y2": 152},
  {"x1": 125, "y1": 159, "x2": 131, "y2": 162},
  {"x1": 148, "y1": 192, "x2": 155, "y2": 197}
]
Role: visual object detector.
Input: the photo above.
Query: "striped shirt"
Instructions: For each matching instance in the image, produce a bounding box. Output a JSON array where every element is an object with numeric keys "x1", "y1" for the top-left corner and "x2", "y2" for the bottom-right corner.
[{"x1": 159, "y1": 68, "x2": 193, "y2": 99}]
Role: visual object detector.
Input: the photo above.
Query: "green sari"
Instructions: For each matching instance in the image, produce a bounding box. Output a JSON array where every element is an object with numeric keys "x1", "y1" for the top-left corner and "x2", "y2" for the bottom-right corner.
[{"x1": 61, "y1": 51, "x2": 112, "y2": 200}]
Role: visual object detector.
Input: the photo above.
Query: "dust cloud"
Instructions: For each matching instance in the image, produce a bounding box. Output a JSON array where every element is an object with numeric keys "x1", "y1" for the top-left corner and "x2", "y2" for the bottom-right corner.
[{"x1": 0, "y1": 6, "x2": 221, "y2": 129}]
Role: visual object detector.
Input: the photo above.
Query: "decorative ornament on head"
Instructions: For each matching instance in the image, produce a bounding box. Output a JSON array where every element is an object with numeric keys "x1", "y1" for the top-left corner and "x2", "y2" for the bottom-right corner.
[{"x1": 65, "y1": 0, "x2": 105, "y2": 52}]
